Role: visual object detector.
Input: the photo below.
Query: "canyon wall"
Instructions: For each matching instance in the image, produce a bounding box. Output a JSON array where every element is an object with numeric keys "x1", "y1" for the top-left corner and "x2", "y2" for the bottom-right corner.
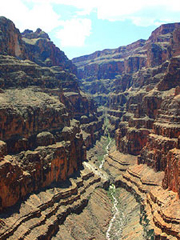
[
  {"x1": 1, "y1": 16, "x2": 180, "y2": 239},
  {"x1": 73, "y1": 22, "x2": 180, "y2": 239},
  {"x1": 73, "y1": 22, "x2": 180, "y2": 198},
  {"x1": 0, "y1": 17, "x2": 103, "y2": 211}
]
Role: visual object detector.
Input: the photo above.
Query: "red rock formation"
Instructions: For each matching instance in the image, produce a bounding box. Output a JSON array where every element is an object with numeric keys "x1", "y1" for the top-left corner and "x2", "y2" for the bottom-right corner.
[
  {"x1": 148, "y1": 22, "x2": 180, "y2": 43},
  {"x1": 73, "y1": 23, "x2": 180, "y2": 112},
  {"x1": 73, "y1": 23, "x2": 179, "y2": 83},
  {"x1": 0, "y1": 17, "x2": 24, "y2": 58},
  {"x1": 162, "y1": 148, "x2": 180, "y2": 196},
  {"x1": 72, "y1": 21, "x2": 180, "y2": 238},
  {"x1": 0, "y1": 17, "x2": 103, "y2": 213},
  {"x1": 0, "y1": 165, "x2": 109, "y2": 240},
  {"x1": 0, "y1": 16, "x2": 76, "y2": 74},
  {"x1": 158, "y1": 56, "x2": 180, "y2": 91},
  {"x1": 22, "y1": 28, "x2": 77, "y2": 74},
  {"x1": 103, "y1": 149, "x2": 180, "y2": 240},
  {"x1": 138, "y1": 89, "x2": 180, "y2": 172}
]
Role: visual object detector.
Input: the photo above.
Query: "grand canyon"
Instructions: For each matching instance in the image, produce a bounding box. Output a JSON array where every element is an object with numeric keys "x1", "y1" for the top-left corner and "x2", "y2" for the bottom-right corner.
[{"x1": 0, "y1": 16, "x2": 180, "y2": 240}]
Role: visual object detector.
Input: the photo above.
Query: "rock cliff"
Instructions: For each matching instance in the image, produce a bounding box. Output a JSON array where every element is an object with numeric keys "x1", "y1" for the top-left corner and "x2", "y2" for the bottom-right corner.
[
  {"x1": 22, "y1": 28, "x2": 77, "y2": 73},
  {"x1": 73, "y1": 22, "x2": 180, "y2": 239},
  {"x1": 73, "y1": 22, "x2": 180, "y2": 105},
  {"x1": 0, "y1": 17, "x2": 103, "y2": 212}
]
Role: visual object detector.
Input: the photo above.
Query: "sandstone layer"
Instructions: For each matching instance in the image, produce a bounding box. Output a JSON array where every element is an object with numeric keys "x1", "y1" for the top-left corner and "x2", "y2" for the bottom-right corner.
[
  {"x1": 101, "y1": 149, "x2": 180, "y2": 240},
  {"x1": 0, "y1": 164, "x2": 111, "y2": 240},
  {"x1": 0, "y1": 17, "x2": 103, "y2": 212},
  {"x1": 73, "y1": 22, "x2": 180, "y2": 239}
]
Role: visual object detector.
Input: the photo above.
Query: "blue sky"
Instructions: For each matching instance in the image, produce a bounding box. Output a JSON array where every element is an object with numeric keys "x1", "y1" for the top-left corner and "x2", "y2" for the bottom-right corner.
[{"x1": 1, "y1": 0, "x2": 180, "y2": 59}]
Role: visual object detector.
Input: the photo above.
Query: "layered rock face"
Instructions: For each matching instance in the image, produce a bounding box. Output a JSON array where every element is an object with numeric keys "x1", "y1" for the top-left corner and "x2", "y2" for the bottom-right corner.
[
  {"x1": 0, "y1": 17, "x2": 76, "y2": 73},
  {"x1": 2, "y1": 15, "x2": 180, "y2": 239},
  {"x1": 0, "y1": 17, "x2": 103, "y2": 212},
  {"x1": 22, "y1": 28, "x2": 77, "y2": 73},
  {"x1": 74, "y1": 22, "x2": 180, "y2": 239},
  {"x1": 0, "y1": 17, "x2": 24, "y2": 58},
  {"x1": 0, "y1": 162, "x2": 111, "y2": 240},
  {"x1": 74, "y1": 22, "x2": 180, "y2": 182},
  {"x1": 0, "y1": 58, "x2": 85, "y2": 210},
  {"x1": 73, "y1": 23, "x2": 180, "y2": 105},
  {"x1": 102, "y1": 149, "x2": 180, "y2": 240}
]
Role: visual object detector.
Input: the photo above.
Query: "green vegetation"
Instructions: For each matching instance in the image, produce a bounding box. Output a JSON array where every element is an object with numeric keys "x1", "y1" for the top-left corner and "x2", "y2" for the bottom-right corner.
[{"x1": 96, "y1": 136, "x2": 110, "y2": 166}]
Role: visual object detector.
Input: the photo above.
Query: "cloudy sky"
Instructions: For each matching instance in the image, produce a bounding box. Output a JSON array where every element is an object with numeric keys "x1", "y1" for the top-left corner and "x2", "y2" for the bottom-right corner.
[{"x1": 1, "y1": 0, "x2": 180, "y2": 59}]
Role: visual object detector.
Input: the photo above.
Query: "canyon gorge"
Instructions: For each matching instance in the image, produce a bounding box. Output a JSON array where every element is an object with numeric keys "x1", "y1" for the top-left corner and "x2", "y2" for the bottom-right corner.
[{"x1": 0, "y1": 16, "x2": 180, "y2": 240}]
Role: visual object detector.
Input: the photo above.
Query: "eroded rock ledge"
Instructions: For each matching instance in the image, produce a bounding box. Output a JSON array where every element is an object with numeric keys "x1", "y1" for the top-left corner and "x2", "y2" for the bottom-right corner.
[
  {"x1": 0, "y1": 165, "x2": 111, "y2": 240},
  {"x1": 103, "y1": 150, "x2": 180, "y2": 240},
  {"x1": 0, "y1": 17, "x2": 103, "y2": 213}
]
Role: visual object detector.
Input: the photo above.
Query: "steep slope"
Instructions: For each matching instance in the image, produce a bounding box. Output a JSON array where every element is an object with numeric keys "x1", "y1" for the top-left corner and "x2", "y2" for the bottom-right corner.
[
  {"x1": 73, "y1": 23, "x2": 180, "y2": 104},
  {"x1": 22, "y1": 28, "x2": 77, "y2": 74},
  {"x1": 73, "y1": 22, "x2": 180, "y2": 239},
  {"x1": 0, "y1": 17, "x2": 103, "y2": 211}
]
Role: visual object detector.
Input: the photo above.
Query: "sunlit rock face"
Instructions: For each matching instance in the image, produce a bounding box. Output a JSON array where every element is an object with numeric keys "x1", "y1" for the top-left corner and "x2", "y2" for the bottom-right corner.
[
  {"x1": 73, "y1": 23, "x2": 180, "y2": 196},
  {"x1": 0, "y1": 17, "x2": 104, "y2": 212},
  {"x1": 22, "y1": 28, "x2": 77, "y2": 73},
  {"x1": 73, "y1": 21, "x2": 180, "y2": 239},
  {"x1": 0, "y1": 17, "x2": 24, "y2": 58},
  {"x1": 73, "y1": 22, "x2": 180, "y2": 106}
]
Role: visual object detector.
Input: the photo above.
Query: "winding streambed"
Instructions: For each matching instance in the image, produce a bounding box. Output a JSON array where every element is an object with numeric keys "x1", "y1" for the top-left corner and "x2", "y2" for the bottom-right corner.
[
  {"x1": 106, "y1": 184, "x2": 125, "y2": 240},
  {"x1": 99, "y1": 137, "x2": 111, "y2": 169},
  {"x1": 99, "y1": 137, "x2": 125, "y2": 240}
]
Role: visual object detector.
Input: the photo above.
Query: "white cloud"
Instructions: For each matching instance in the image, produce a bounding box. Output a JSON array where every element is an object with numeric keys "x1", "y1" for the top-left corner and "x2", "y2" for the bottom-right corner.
[
  {"x1": 25, "y1": 3, "x2": 60, "y2": 32},
  {"x1": 24, "y1": 0, "x2": 180, "y2": 27},
  {"x1": 2, "y1": 0, "x2": 180, "y2": 30},
  {"x1": 0, "y1": 0, "x2": 28, "y2": 27},
  {"x1": 56, "y1": 18, "x2": 92, "y2": 47},
  {"x1": 91, "y1": 0, "x2": 180, "y2": 26},
  {"x1": 0, "y1": 0, "x2": 60, "y2": 32},
  {"x1": 23, "y1": 0, "x2": 180, "y2": 23},
  {"x1": 1, "y1": 0, "x2": 180, "y2": 51}
]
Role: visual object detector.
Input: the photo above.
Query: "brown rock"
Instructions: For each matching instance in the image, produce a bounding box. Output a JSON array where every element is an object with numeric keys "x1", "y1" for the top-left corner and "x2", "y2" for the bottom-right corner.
[
  {"x1": 0, "y1": 17, "x2": 24, "y2": 58},
  {"x1": 162, "y1": 148, "x2": 180, "y2": 196},
  {"x1": 0, "y1": 130, "x2": 86, "y2": 210},
  {"x1": 22, "y1": 28, "x2": 77, "y2": 74},
  {"x1": 157, "y1": 56, "x2": 180, "y2": 91},
  {"x1": 36, "y1": 131, "x2": 55, "y2": 146},
  {"x1": 0, "y1": 17, "x2": 102, "y2": 214},
  {"x1": 0, "y1": 141, "x2": 7, "y2": 157}
]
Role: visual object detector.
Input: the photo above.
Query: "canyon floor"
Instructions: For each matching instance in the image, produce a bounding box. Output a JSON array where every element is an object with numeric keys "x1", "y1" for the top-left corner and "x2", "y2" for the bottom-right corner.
[
  {"x1": 51, "y1": 136, "x2": 148, "y2": 240},
  {"x1": 0, "y1": 136, "x2": 149, "y2": 240}
]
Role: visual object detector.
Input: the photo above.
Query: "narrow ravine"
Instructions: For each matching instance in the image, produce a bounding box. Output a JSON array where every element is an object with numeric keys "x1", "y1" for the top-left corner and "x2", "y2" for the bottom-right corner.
[
  {"x1": 87, "y1": 133, "x2": 146, "y2": 240},
  {"x1": 106, "y1": 184, "x2": 125, "y2": 240},
  {"x1": 98, "y1": 136, "x2": 125, "y2": 240},
  {"x1": 99, "y1": 136, "x2": 111, "y2": 169}
]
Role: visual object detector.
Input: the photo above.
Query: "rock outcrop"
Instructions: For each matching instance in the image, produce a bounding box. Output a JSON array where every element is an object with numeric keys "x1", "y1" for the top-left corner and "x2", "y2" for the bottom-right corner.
[
  {"x1": 72, "y1": 22, "x2": 180, "y2": 107},
  {"x1": 22, "y1": 28, "x2": 76, "y2": 73},
  {"x1": 73, "y1": 22, "x2": 180, "y2": 239},
  {"x1": 101, "y1": 149, "x2": 180, "y2": 240},
  {"x1": 0, "y1": 16, "x2": 76, "y2": 74},
  {"x1": 0, "y1": 17, "x2": 103, "y2": 213},
  {"x1": 0, "y1": 17, "x2": 24, "y2": 58},
  {"x1": 0, "y1": 165, "x2": 111, "y2": 240}
]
